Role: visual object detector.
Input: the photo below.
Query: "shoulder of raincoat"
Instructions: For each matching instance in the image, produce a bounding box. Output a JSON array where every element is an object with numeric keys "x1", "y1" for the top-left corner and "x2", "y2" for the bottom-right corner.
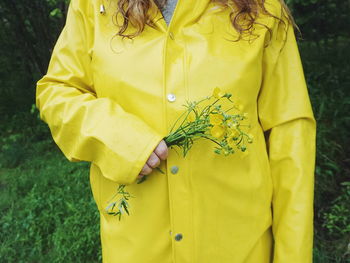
[{"x1": 35, "y1": 0, "x2": 317, "y2": 262}]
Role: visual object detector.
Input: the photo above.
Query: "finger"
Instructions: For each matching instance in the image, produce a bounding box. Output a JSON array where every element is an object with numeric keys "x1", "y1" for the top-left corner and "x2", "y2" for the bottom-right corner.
[
  {"x1": 140, "y1": 163, "x2": 152, "y2": 175},
  {"x1": 147, "y1": 152, "x2": 160, "y2": 168},
  {"x1": 154, "y1": 140, "x2": 168, "y2": 161}
]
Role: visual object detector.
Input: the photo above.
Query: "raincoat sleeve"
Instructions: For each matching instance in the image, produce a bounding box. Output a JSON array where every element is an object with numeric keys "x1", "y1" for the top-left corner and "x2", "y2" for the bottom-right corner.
[
  {"x1": 35, "y1": 0, "x2": 164, "y2": 185},
  {"x1": 257, "y1": 2, "x2": 317, "y2": 262}
]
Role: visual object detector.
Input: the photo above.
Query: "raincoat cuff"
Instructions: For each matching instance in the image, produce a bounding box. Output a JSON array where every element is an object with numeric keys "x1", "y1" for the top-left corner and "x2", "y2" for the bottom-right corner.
[
  {"x1": 128, "y1": 132, "x2": 165, "y2": 185},
  {"x1": 92, "y1": 131, "x2": 165, "y2": 185}
]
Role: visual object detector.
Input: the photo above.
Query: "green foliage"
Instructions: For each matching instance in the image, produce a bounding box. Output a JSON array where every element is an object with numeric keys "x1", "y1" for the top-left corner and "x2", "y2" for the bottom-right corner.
[
  {"x1": 0, "y1": 116, "x2": 101, "y2": 262},
  {"x1": 287, "y1": 0, "x2": 350, "y2": 41},
  {"x1": 0, "y1": 105, "x2": 50, "y2": 168},
  {"x1": 298, "y1": 35, "x2": 350, "y2": 262},
  {"x1": 50, "y1": 8, "x2": 64, "y2": 18},
  {"x1": 322, "y1": 182, "x2": 350, "y2": 236},
  {"x1": 0, "y1": 0, "x2": 68, "y2": 116}
]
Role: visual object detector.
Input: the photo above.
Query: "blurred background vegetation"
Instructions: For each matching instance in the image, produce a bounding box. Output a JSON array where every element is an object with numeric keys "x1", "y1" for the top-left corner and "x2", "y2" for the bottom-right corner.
[{"x1": 0, "y1": 0, "x2": 349, "y2": 262}]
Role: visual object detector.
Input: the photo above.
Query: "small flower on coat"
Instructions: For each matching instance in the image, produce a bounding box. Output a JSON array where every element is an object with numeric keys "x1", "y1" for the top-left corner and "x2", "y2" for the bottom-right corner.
[
  {"x1": 210, "y1": 125, "x2": 226, "y2": 138},
  {"x1": 247, "y1": 133, "x2": 254, "y2": 143},
  {"x1": 227, "y1": 119, "x2": 239, "y2": 128},
  {"x1": 212, "y1": 87, "x2": 225, "y2": 99},
  {"x1": 209, "y1": 113, "x2": 224, "y2": 125}
]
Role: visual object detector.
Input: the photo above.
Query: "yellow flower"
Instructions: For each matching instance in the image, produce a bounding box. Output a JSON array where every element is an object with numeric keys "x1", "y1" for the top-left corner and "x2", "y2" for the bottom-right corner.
[
  {"x1": 227, "y1": 127, "x2": 240, "y2": 138},
  {"x1": 209, "y1": 113, "x2": 223, "y2": 125},
  {"x1": 212, "y1": 87, "x2": 224, "y2": 99},
  {"x1": 210, "y1": 125, "x2": 225, "y2": 138},
  {"x1": 227, "y1": 120, "x2": 238, "y2": 128}
]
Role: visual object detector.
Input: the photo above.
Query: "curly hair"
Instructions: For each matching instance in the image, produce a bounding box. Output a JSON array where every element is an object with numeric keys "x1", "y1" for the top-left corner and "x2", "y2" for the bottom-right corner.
[{"x1": 111, "y1": 0, "x2": 299, "y2": 46}]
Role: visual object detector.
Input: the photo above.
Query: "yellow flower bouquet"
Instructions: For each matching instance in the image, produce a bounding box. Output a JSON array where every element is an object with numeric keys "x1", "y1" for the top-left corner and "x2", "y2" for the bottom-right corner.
[{"x1": 105, "y1": 87, "x2": 253, "y2": 220}]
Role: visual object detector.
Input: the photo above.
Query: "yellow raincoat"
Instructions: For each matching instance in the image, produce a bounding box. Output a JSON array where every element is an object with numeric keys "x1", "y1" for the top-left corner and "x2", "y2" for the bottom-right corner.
[{"x1": 35, "y1": 0, "x2": 317, "y2": 262}]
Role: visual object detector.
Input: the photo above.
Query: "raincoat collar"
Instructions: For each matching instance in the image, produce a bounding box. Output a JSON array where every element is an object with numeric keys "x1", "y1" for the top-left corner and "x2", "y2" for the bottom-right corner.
[{"x1": 150, "y1": 0, "x2": 212, "y2": 32}]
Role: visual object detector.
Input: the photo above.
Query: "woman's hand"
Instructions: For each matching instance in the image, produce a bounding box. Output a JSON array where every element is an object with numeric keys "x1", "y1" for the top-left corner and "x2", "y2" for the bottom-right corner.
[{"x1": 137, "y1": 139, "x2": 168, "y2": 179}]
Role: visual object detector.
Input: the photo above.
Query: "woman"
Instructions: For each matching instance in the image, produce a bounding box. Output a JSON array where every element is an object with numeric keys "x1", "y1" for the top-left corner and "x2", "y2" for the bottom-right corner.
[{"x1": 35, "y1": 0, "x2": 317, "y2": 262}]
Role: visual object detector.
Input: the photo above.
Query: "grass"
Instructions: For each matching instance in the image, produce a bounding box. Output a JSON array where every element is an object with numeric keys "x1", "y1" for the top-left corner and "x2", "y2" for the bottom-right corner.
[{"x1": 0, "y1": 117, "x2": 102, "y2": 262}]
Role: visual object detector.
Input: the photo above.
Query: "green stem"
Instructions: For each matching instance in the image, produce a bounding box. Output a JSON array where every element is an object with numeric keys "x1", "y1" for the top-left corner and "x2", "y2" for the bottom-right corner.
[
  {"x1": 201, "y1": 135, "x2": 222, "y2": 146},
  {"x1": 156, "y1": 167, "x2": 165, "y2": 174}
]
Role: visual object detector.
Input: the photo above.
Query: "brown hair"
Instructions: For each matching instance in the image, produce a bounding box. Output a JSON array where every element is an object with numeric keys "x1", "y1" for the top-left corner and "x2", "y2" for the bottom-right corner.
[{"x1": 113, "y1": 0, "x2": 300, "y2": 46}]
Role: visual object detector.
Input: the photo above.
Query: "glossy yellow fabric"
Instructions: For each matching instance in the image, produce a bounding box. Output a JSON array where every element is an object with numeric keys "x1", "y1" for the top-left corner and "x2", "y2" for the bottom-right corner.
[{"x1": 35, "y1": 0, "x2": 317, "y2": 262}]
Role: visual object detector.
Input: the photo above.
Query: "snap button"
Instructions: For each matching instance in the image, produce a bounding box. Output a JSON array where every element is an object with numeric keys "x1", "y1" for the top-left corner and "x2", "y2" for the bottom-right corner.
[
  {"x1": 99, "y1": 4, "x2": 106, "y2": 14},
  {"x1": 169, "y1": 32, "x2": 175, "y2": 40},
  {"x1": 170, "y1": 165, "x2": 179, "y2": 174},
  {"x1": 174, "y1": 233, "x2": 183, "y2": 241},
  {"x1": 167, "y1": 93, "x2": 176, "y2": 102}
]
